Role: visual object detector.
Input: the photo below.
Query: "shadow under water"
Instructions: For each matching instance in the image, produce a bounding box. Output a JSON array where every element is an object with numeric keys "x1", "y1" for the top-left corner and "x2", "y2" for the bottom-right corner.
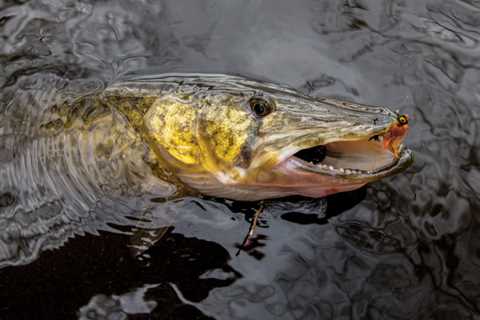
[
  {"x1": 0, "y1": 191, "x2": 363, "y2": 320},
  {"x1": 0, "y1": 231, "x2": 232, "y2": 319}
]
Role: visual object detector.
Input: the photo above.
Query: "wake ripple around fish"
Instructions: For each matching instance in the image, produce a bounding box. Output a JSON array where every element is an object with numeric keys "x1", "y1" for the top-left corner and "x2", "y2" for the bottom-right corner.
[{"x1": 0, "y1": 77, "x2": 178, "y2": 267}]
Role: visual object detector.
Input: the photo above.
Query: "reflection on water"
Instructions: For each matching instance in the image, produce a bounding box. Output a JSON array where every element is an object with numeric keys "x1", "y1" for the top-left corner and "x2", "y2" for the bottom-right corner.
[{"x1": 1, "y1": 0, "x2": 480, "y2": 319}]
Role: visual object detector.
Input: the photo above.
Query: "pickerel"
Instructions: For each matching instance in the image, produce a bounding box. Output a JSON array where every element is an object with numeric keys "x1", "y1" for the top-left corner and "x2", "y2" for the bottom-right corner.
[
  {"x1": 5, "y1": 73, "x2": 413, "y2": 202},
  {"x1": 0, "y1": 73, "x2": 412, "y2": 264},
  {"x1": 106, "y1": 73, "x2": 412, "y2": 200}
]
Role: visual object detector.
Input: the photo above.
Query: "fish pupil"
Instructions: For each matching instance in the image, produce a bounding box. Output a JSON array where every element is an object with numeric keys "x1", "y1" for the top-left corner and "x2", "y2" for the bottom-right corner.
[{"x1": 254, "y1": 103, "x2": 266, "y2": 115}]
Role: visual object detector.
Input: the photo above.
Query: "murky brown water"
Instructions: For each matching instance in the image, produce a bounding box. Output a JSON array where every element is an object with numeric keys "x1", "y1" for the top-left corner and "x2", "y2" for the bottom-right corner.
[{"x1": 1, "y1": 0, "x2": 480, "y2": 319}]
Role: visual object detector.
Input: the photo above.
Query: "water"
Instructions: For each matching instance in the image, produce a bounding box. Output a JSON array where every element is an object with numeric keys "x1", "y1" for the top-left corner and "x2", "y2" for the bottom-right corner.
[{"x1": 0, "y1": 0, "x2": 479, "y2": 319}]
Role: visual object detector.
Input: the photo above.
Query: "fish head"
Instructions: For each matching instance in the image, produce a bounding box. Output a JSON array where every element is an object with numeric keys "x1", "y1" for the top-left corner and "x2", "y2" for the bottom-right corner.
[{"x1": 135, "y1": 74, "x2": 413, "y2": 200}]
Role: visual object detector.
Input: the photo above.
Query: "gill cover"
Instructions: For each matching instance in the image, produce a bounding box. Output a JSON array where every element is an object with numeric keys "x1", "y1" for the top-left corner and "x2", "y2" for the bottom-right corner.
[{"x1": 144, "y1": 94, "x2": 257, "y2": 183}]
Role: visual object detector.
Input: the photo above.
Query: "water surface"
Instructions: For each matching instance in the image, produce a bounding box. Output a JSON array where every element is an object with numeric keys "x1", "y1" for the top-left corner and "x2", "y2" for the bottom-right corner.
[{"x1": 1, "y1": 0, "x2": 479, "y2": 319}]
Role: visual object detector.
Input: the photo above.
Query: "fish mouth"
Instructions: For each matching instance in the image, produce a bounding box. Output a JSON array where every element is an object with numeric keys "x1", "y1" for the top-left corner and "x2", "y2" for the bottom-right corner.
[{"x1": 283, "y1": 131, "x2": 413, "y2": 180}]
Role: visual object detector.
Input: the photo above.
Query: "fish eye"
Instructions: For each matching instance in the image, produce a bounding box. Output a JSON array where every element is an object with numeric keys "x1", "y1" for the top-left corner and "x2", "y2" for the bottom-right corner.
[
  {"x1": 249, "y1": 97, "x2": 273, "y2": 117},
  {"x1": 398, "y1": 114, "x2": 408, "y2": 125}
]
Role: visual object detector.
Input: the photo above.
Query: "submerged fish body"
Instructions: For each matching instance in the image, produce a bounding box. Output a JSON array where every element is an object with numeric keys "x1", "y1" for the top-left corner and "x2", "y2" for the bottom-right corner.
[{"x1": 0, "y1": 73, "x2": 412, "y2": 265}]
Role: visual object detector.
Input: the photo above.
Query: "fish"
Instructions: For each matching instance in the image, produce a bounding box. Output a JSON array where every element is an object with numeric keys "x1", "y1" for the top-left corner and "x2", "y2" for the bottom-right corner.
[
  {"x1": 100, "y1": 73, "x2": 412, "y2": 200},
  {"x1": 0, "y1": 73, "x2": 413, "y2": 265},
  {"x1": 18, "y1": 73, "x2": 413, "y2": 202}
]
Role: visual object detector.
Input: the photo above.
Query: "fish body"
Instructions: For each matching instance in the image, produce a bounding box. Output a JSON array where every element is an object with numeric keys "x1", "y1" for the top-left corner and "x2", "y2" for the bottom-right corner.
[
  {"x1": 24, "y1": 73, "x2": 413, "y2": 202},
  {"x1": 0, "y1": 73, "x2": 412, "y2": 265},
  {"x1": 103, "y1": 73, "x2": 412, "y2": 200}
]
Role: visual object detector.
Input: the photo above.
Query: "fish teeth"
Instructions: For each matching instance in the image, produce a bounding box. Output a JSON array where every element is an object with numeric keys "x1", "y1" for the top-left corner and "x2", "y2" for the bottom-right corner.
[{"x1": 317, "y1": 165, "x2": 363, "y2": 174}]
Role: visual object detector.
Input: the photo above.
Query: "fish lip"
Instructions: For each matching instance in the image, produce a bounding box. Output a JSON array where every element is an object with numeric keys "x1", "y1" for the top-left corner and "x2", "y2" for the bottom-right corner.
[{"x1": 284, "y1": 146, "x2": 412, "y2": 179}]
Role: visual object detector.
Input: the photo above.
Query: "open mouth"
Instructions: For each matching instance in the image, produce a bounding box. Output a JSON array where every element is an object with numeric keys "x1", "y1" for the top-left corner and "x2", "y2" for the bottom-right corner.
[{"x1": 289, "y1": 133, "x2": 411, "y2": 178}]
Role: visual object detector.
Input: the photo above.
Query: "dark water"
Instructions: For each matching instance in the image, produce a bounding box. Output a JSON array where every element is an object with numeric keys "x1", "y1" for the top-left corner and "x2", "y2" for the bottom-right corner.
[{"x1": 1, "y1": 0, "x2": 480, "y2": 319}]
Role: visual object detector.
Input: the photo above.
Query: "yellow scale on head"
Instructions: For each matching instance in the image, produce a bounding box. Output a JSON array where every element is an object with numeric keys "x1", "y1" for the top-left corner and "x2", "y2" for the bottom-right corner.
[
  {"x1": 145, "y1": 96, "x2": 254, "y2": 177},
  {"x1": 145, "y1": 98, "x2": 199, "y2": 165},
  {"x1": 202, "y1": 103, "x2": 252, "y2": 162}
]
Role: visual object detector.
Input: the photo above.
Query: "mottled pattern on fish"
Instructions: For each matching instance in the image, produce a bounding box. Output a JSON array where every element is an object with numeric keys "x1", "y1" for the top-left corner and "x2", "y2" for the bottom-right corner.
[
  {"x1": 0, "y1": 73, "x2": 412, "y2": 266},
  {"x1": 0, "y1": 82, "x2": 173, "y2": 266}
]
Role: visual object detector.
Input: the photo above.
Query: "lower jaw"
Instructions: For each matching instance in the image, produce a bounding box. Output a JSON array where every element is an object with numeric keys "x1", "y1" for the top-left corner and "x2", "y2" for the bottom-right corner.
[
  {"x1": 263, "y1": 160, "x2": 370, "y2": 198},
  {"x1": 261, "y1": 152, "x2": 413, "y2": 198}
]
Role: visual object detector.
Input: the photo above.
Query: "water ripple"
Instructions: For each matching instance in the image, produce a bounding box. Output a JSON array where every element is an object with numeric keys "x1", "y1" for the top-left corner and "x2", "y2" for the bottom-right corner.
[{"x1": 1, "y1": 0, "x2": 480, "y2": 319}]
